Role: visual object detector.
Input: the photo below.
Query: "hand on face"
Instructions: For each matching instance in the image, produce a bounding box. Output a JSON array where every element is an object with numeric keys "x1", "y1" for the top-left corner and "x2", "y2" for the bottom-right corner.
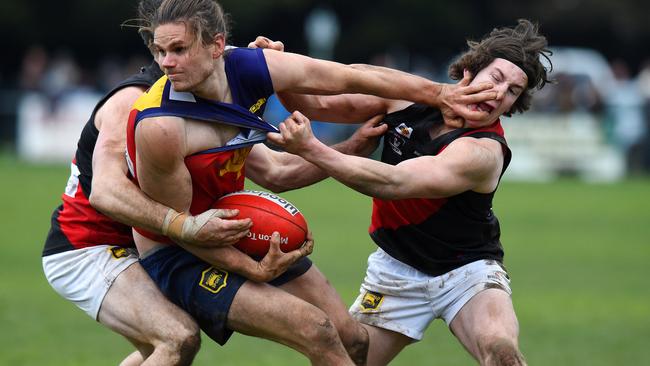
[
  {"x1": 266, "y1": 111, "x2": 316, "y2": 155},
  {"x1": 464, "y1": 58, "x2": 528, "y2": 128},
  {"x1": 439, "y1": 69, "x2": 496, "y2": 128}
]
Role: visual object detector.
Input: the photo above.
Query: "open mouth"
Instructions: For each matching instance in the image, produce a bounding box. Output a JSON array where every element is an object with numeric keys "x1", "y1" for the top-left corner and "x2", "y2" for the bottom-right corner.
[{"x1": 476, "y1": 102, "x2": 494, "y2": 113}]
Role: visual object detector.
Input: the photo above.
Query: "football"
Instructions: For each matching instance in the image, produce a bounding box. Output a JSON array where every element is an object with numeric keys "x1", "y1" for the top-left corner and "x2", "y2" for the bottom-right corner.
[{"x1": 212, "y1": 190, "x2": 309, "y2": 257}]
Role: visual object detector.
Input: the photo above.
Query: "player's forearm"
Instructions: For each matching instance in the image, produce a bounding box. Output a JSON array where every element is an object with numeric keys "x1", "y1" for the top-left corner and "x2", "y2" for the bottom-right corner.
[
  {"x1": 260, "y1": 133, "x2": 377, "y2": 192},
  {"x1": 300, "y1": 140, "x2": 401, "y2": 199},
  {"x1": 90, "y1": 172, "x2": 168, "y2": 234},
  {"x1": 277, "y1": 92, "x2": 383, "y2": 124},
  {"x1": 270, "y1": 51, "x2": 441, "y2": 106},
  {"x1": 344, "y1": 63, "x2": 444, "y2": 106},
  {"x1": 180, "y1": 244, "x2": 272, "y2": 282}
]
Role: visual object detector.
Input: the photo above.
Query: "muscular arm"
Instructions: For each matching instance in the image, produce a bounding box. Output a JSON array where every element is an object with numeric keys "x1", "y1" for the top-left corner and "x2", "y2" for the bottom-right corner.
[
  {"x1": 134, "y1": 117, "x2": 303, "y2": 282},
  {"x1": 277, "y1": 93, "x2": 391, "y2": 123},
  {"x1": 246, "y1": 114, "x2": 387, "y2": 192},
  {"x1": 264, "y1": 49, "x2": 495, "y2": 127},
  {"x1": 265, "y1": 49, "x2": 439, "y2": 102},
  {"x1": 89, "y1": 86, "x2": 170, "y2": 232},
  {"x1": 268, "y1": 114, "x2": 504, "y2": 200}
]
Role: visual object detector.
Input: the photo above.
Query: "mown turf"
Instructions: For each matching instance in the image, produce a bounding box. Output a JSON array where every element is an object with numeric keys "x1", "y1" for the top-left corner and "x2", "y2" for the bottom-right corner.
[{"x1": 1, "y1": 156, "x2": 648, "y2": 365}]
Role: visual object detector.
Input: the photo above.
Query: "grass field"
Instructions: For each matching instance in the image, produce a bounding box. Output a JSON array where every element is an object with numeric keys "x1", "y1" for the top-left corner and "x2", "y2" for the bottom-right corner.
[{"x1": 1, "y1": 155, "x2": 649, "y2": 365}]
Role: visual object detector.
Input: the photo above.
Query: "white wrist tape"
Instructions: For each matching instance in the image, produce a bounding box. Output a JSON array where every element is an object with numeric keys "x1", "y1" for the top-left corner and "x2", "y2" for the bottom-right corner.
[{"x1": 163, "y1": 208, "x2": 221, "y2": 243}]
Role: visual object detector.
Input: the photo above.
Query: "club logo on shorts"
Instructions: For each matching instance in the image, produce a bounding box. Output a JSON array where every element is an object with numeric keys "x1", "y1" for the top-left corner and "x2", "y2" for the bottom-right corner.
[
  {"x1": 109, "y1": 247, "x2": 129, "y2": 259},
  {"x1": 199, "y1": 267, "x2": 229, "y2": 294},
  {"x1": 360, "y1": 291, "x2": 384, "y2": 312}
]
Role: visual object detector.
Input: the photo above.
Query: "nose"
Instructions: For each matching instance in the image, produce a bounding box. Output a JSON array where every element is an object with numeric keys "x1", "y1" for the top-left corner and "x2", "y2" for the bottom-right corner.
[
  {"x1": 161, "y1": 53, "x2": 176, "y2": 68},
  {"x1": 495, "y1": 85, "x2": 507, "y2": 100}
]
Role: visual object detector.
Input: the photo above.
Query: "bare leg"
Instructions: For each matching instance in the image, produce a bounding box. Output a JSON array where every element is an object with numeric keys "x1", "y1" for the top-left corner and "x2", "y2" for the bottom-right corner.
[
  {"x1": 280, "y1": 266, "x2": 369, "y2": 365},
  {"x1": 450, "y1": 289, "x2": 526, "y2": 366},
  {"x1": 98, "y1": 263, "x2": 201, "y2": 366},
  {"x1": 362, "y1": 324, "x2": 412, "y2": 366},
  {"x1": 228, "y1": 281, "x2": 354, "y2": 366}
]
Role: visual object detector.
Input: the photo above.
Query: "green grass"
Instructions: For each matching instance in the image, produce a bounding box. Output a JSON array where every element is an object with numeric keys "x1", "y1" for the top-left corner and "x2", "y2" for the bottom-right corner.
[{"x1": 1, "y1": 156, "x2": 649, "y2": 365}]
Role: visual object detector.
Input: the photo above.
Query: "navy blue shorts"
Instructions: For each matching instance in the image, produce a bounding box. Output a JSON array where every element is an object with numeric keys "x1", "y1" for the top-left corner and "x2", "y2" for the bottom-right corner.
[{"x1": 140, "y1": 245, "x2": 312, "y2": 345}]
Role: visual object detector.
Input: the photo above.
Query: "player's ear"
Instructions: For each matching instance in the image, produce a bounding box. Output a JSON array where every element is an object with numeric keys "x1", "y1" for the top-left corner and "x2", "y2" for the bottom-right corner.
[{"x1": 212, "y1": 33, "x2": 225, "y2": 59}]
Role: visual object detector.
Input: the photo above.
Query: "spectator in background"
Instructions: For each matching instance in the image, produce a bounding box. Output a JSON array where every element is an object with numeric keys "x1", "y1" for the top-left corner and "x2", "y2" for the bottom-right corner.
[
  {"x1": 608, "y1": 58, "x2": 646, "y2": 172},
  {"x1": 632, "y1": 59, "x2": 650, "y2": 172},
  {"x1": 19, "y1": 45, "x2": 49, "y2": 91}
]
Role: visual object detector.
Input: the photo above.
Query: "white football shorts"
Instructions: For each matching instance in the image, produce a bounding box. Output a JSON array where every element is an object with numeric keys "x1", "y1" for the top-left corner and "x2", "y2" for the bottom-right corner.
[
  {"x1": 42, "y1": 245, "x2": 139, "y2": 320},
  {"x1": 350, "y1": 248, "x2": 512, "y2": 341}
]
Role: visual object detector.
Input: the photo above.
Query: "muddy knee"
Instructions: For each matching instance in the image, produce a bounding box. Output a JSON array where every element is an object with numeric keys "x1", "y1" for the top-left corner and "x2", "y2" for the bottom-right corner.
[
  {"x1": 479, "y1": 337, "x2": 526, "y2": 366},
  {"x1": 341, "y1": 323, "x2": 369, "y2": 365},
  {"x1": 296, "y1": 312, "x2": 346, "y2": 358}
]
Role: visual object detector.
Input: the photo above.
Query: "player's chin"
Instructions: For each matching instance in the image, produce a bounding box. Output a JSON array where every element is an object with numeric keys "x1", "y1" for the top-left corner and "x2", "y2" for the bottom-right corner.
[
  {"x1": 465, "y1": 116, "x2": 496, "y2": 129},
  {"x1": 169, "y1": 81, "x2": 191, "y2": 92}
]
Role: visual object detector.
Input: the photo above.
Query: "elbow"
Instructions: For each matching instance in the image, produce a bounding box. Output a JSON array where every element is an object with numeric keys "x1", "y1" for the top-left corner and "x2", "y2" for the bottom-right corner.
[
  {"x1": 255, "y1": 172, "x2": 294, "y2": 194},
  {"x1": 267, "y1": 184, "x2": 290, "y2": 194},
  {"x1": 88, "y1": 180, "x2": 115, "y2": 216},
  {"x1": 261, "y1": 179, "x2": 292, "y2": 194},
  {"x1": 88, "y1": 186, "x2": 108, "y2": 212}
]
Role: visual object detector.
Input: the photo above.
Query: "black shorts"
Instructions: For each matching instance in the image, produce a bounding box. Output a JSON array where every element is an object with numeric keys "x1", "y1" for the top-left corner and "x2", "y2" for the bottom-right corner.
[{"x1": 140, "y1": 245, "x2": 312, "y2": 345}]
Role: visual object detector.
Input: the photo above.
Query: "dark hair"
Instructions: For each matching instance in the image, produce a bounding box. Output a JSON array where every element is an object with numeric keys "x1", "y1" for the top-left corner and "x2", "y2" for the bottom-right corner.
[
  {"x1": 153, "y1": 0, "x2": 230, "y2": 46},
  {"x1": 449, "y1": 19, "x2": 553, "y2": 116}
]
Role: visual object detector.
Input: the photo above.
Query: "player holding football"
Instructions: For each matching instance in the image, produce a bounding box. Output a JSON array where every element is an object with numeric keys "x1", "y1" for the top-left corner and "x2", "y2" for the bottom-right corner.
[
  {"x1": 41, "y1": 0, "x2": 391, "y2": 365},
  {"x1": 268, "y1": 19, "x2": 552, "y2": 366},
  {"x1": 125, "y1": 0, "x2": 497, "y2": 364}
]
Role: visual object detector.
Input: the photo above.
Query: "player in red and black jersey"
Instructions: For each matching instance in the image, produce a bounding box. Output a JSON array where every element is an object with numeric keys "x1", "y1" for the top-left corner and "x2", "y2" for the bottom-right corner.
[
  {"x1": 41, "y1": 42, "x2": 204, "y2": 366},
  {"x1": 269, "y1": 19, "x2": 552, "y2": 366}
]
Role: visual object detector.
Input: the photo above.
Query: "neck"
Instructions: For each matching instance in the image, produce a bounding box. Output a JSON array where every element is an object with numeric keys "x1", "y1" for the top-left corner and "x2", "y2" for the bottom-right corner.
[
  {"x1": 429, "y1": 122, "x2": 455, "y2": 140},
  {"x1": 193, "y1": 57, "x2": 230, "y2": 101}
]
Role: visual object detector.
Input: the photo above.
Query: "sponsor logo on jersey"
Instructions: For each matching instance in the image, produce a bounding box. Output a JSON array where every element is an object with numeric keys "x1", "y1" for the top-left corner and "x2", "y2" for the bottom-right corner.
[
  {"x1": 395, "y1": 123, "x2": 413, "y2": 138},
  {"x1": 109, "y1": 247, "x2": 129, "y2": 259},
  {"x1": 360, "y1": 291, "x2": 384, "y2": 312},
  {"x1": 199, "y1": 267, "x2": 229, "y2": 293},
  {"x1": 249, "y1": 97, "x2": 267, "y2": 114},
  {"x1": 388, "y1": 133, "x2": 403, "y2": 156}
]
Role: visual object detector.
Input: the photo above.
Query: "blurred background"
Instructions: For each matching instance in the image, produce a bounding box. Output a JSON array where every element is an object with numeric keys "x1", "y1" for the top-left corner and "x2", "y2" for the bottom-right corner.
[
  {"x1": 1, "y1": 0, "x2": 649, "y2": 365},
  {"x1": 3, "y1": 0, "x2": 650, "y2": 179}
]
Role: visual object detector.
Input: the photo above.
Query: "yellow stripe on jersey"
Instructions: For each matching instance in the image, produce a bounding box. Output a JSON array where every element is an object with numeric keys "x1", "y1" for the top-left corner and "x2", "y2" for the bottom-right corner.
[{"x1": 133, "y1": 75, "x2": 168, "y2": 112}]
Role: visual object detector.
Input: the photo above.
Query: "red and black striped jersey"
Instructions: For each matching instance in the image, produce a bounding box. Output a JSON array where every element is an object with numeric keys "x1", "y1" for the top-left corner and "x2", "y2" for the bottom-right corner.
[
  {"x1": 43, "y1": 63, "x2": 164, "y2": 256},
  {"x1": 369, "y1": 104, "x2": 512, "y2": 276}
]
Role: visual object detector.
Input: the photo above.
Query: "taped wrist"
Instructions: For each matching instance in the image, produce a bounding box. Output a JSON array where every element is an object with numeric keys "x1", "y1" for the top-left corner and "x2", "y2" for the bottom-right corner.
[
  {"x1": 179, "y1": 209, "x2": 221, "y2": 244},
  {"x1": 162, "y1": 209, "x2": 188, "y2": 240}
]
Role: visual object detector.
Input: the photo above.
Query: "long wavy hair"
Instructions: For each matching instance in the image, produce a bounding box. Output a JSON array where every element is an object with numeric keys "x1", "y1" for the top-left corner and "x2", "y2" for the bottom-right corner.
[{"x1": 449, "y1": 19, "x2": 553, "y2": 116}]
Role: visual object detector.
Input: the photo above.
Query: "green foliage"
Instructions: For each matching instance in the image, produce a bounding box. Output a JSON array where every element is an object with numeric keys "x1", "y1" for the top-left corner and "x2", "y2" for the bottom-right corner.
[{"x1": 0, "y1": 157, "x2": 649, "y2": 365}]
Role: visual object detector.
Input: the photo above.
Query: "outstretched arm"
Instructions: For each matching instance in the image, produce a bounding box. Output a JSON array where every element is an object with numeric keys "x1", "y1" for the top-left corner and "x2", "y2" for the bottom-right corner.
[
  {"x1": 246, "y1": 113, "x2": 387, "y2": 192},
  {"x1": 249, "y1": 36, "x2": 495, "y2": 127},
  {"x1": 263, "y1": 49, "x2": 496, "y2": 127},
  {"x1": 267, "y1": 112, "x2": 504, "y2": 199}
]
